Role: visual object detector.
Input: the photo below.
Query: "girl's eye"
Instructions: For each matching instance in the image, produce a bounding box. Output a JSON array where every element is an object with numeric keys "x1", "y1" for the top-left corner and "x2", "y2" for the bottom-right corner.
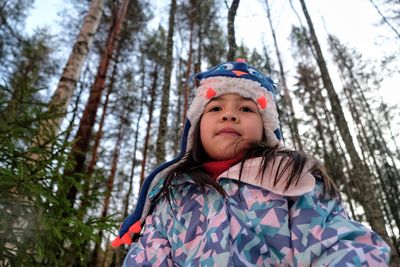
[
  {"x1": 240, "y1": 106, "x2": 254, "y2": 113},
  {"x1": 208, "y1": 106, "x2": 221, "y2": 112}
]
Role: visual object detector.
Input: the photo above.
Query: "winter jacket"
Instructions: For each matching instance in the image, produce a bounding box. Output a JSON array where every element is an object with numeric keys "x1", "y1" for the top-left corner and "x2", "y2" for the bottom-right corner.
[{"x1": 123, "y1": 157, "x2": 390, "y2": 266}]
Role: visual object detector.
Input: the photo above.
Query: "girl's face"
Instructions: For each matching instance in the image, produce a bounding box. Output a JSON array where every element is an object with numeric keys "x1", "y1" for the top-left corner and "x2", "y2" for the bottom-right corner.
[{"x1": 200, "y1": 93, "x2": 263, "y2": 161}]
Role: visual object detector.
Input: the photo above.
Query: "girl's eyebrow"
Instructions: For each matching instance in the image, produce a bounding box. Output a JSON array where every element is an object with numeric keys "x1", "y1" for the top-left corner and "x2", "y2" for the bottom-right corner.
[{"x1": 209, "y1": 95, "x2": 254, "y2": 102}]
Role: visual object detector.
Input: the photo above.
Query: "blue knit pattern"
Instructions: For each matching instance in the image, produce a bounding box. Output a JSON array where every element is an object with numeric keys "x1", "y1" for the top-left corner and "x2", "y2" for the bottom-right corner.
[{"x1": 195, "y1": 61, "x2": 277, "y2": 95}]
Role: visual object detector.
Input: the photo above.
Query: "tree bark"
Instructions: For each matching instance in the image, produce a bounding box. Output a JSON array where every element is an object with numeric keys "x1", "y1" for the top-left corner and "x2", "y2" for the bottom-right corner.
[
  {"x1": 299, "y1": 0, "x2": 394, "y2": 253},
  {"x1": 227, "y1": 0, "x2": 240, "y2": 61},
  {"x1": 33, "y1": 0, "x2": 104, "y2": 149},
  {"x1": 63, "y1": 0, "x2": 130, "y2": 208},
  {"x1": 155, "y1": 0, "x2": 177, "y2": 164}
]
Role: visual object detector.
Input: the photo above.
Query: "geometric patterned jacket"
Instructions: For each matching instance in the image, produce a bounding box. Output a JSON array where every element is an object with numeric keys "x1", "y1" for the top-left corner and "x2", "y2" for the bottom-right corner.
[{"x1": 123, "y1": 157, "x2": 390, "y2": 266}]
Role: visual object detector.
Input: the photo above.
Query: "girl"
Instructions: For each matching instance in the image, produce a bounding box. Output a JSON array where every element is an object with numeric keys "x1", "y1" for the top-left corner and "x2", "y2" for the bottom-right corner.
[{"x1": 112, "y1": 59, "x2": 390, "y2": 266}]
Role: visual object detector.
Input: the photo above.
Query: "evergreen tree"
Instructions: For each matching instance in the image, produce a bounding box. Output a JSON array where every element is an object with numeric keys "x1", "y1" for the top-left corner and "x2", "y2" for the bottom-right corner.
[
  {"x1": 329, "y1": 35, "x2": 400, "y2": 255},
  {"x1": 0, "y1": 37, "x2": 108, "y2": 266},
  {"x1": 298, "y1": 1, "x2": 394, "y2": 254},
  {"x1": 0, "y1": 0, "x2": 33, "y2": 80}
]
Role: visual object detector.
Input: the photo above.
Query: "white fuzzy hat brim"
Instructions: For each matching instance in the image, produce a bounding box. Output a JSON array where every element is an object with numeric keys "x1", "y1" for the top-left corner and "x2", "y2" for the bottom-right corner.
[{"x1": 186, "y1": 77, "x2": 281, "y2": 152}]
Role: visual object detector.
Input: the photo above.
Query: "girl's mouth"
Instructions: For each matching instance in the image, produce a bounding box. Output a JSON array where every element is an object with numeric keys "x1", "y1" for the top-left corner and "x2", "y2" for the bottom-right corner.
[{"x1": 217, "y1": 127, "x2": 241, "y2": 136}]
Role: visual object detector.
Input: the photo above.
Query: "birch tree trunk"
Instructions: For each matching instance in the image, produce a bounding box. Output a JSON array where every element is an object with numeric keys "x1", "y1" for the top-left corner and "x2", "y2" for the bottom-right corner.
[
  {"x1": 227, "y1": 0, "x2": 240, "y2": 61},
  {"x1": 33, "y1": 0, "x2": 104, "y2": 149},
  {"x1": 155, "y1": 0, "x2": 177, "y2": 164},
  {"x1": 298, "y1": 0, "x2": 394, "y2": 254},
  {"x1": 64, "y1": 0, "x2": 130, "y2": 208}
]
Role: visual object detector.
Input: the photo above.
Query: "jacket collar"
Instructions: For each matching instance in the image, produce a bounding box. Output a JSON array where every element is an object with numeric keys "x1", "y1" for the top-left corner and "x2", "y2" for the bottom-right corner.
[{"x1": 217, "y1": 156, "x2": 315, "y2": 196}]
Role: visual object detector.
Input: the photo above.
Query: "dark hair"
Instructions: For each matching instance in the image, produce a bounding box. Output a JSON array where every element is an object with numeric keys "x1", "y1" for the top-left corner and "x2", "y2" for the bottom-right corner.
[{"x1": 161, "y1": 120, "x2": 338, "y2": 203}]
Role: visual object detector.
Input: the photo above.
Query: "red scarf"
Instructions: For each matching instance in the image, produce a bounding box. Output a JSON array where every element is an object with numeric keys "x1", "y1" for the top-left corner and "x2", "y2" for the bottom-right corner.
[{"x1": 202, "y1": 158, "x2": 241, "y2": 180}]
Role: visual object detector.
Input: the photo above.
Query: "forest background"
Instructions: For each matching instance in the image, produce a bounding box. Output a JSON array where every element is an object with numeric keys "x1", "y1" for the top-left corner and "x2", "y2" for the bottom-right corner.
[{"x1": 0, "y1": 0, "x2": 399, "y2": 266}]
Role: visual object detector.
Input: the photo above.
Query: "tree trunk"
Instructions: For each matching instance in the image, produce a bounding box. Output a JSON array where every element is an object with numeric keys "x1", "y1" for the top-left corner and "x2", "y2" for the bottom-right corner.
[
  {"x1": 326, "y1": 114, "x2": 358, "y2": 219},
  {"x1": 63, "y1": 0, "x2": 130, "y2": 208},
  {"x1": 123, "y1": 56, "x2": 147, "y2": 218},
  {"x1": 62, "y1": 63, "x2": 90, "y2": 148},
  {"x1": 195, "y1": 6, "x2": 203, "y2": 74},
  {"x1": 114, "y1": 50, "x2": 147, "y2": 267},
  {"x1": 265, "y1": 0, "x2": 303, "y2": 151},
  {"x1": 227, "y1": 0, "x2": 240, "y2": 61},
  {"x1": 182, "y1": 12, "x2": 194, "y2": 123},
  {"x1": 173, "y1": 57, "x2": 184, "y2": 156},
  {"x1": 299, "y1": 0, "x2": 394, "y2": 254},
  {"x1": 123, "y1": 55, "x2": 146, "y2": 219},
  {"x1": 33, "y1": 0, "x2": 104, "y2": 149},
  {"x1": 155, "y1": 0, "x2": 177, "y2": 164},
  {"x1": 329, "y1": 35, "x2": 400, "y2": 172},
  {"x1": 330, "y1": 36, "x2": 400, "y2": 251},
  {"x1": 140, "y1": 64, "x2": 159, "y2": 186},
  {"x1": 86, "y1": 58, "x2": 119, "y2": 178},
  {"x1": 78, "y1": 45, "x2": 121, "y2": 220},
  {"x1": 91, "y1": 106, "x2": 127, "y2": 266}
]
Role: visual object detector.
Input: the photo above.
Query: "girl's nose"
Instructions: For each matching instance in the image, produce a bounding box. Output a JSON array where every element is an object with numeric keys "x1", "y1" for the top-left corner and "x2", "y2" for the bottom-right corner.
[{"x1": 222, "y1": 113, "x2": 238, "y2": 122}]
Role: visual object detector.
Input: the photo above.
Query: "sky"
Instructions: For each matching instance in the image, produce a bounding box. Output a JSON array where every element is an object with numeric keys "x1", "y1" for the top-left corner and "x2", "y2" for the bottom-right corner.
[{"x1": 25, "y1": 0, "x2": 399, "y2": 109}]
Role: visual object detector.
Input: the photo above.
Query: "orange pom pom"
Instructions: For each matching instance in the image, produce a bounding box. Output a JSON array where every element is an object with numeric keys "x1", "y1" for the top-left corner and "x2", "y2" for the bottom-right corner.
[
  {"x1": 111, "y1": 236, "x2": 122, "y2": 248},
  {"x1": 129, "y1": 221, "x2": 142, "y2": 234},
  {"x1": 206, "y1": 88, "x2": 217, "y2": 99},
  {"x1": 257, "y1": 96, "x2": 267, "y2": 110},
  {"x1": 120, "y1": 233, "x2": 132, "y2": 245},
  {"x1": 111, "y1": 221, "x2": 141, "y2": 248}
]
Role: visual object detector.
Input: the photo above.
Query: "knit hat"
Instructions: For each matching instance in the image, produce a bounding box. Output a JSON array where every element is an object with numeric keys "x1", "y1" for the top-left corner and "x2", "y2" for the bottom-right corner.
[{"x1": 112, "y1": 59, "x2": 282, "y2": 247}]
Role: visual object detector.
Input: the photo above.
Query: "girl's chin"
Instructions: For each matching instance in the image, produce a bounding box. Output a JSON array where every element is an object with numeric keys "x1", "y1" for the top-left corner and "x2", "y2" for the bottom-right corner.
[
  {"x1": 204, "y1": 140, "x2": 249, "y2": 160},
  {"x1": 207, "y1": 150, "x2": 244, "y2": 161}
]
